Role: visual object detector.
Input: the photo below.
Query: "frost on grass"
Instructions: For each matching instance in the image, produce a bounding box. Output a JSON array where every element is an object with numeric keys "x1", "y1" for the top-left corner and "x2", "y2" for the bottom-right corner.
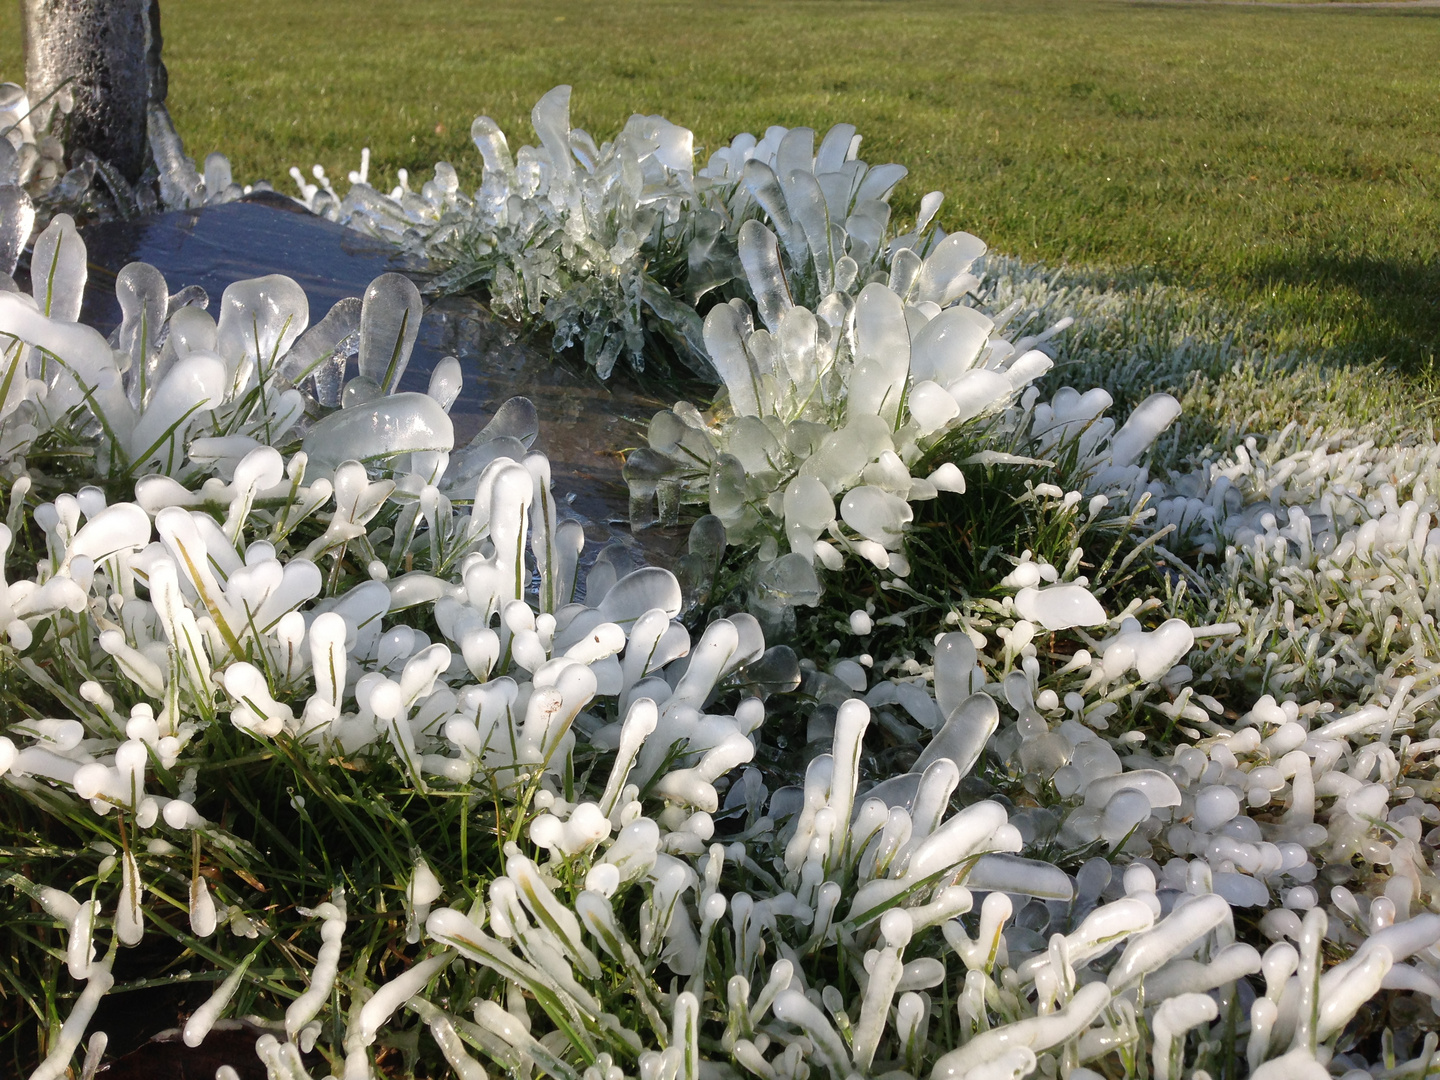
[{"x1": 2, "y1": 92, "x2": 1440, "y2": 1080}]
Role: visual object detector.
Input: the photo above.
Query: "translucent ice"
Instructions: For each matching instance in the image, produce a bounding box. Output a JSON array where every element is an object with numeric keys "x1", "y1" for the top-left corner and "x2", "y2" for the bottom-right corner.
[
  {"x1": 1107, "y1": 393, "x2": 1182, "y2": 469},
  {"x1": 946, "y1": 368, "x2": 1014, "y2": 424},
  {"x1": 302, "y1": 392, "x2": 455, "y2": 473},
  {"x1": 849, "y1": 283, "x2": 909, "y2": 425},
  {"x1": 30, "y1": 214, "x2": 85, "y2": 321},
  {"x1": 596, "y1": 566, "x2": 683, "y2": 627},
  {"x1": 1194, "y1": 784, "x2": 1242, "y2": 831},
  {"x1": 215, "y1": 274, "x2": 309, "y2": 392},
  {"x1": 530, "y1": 85, "x2": 575, "y2": 192},
  {"x1": 0, "y1": 184, "x2": 34, "y2": 277},
  {"x1": 933, "y1": 633, "x2": 979, "y2": 717},
  {"x1": 183, "y1": 952, "x2": 254, "y2": 1047},
  {"x1": 914, "y1": 691, "x2": 996, "y2": 780},
  {"x1": 358, "y1": 273, "x2": 423, "y2": 393},
  {"x1": 1101, "y1": 619, "x2": 1195, "y2": 683},
  {"x1": 965, "y1": 853, "x2": 1074, "y2": 899},
  {"x1": 931, "y1": 983, "x2": 1111, "y2": 1080},
  {"x1": 840, "y1": 485, "x2": 912, "y2": 549},
  {"x1": 1107, "y1": 893, "x2": 1231, "y2": 991},
  {"x1": 115, "y1": 261, "x2": 169, "y2": 385},
  {"x1": 1100, "y1": 789, "x2": 1151, "y2": 848},
  {"x1": 1084, "y1": 770, "x2": 1182, "y2": 810},
  {"x1": 783, "y1": 476, "x2": 835, "y2": 562},
  {"x1": 427, "y1": 356, "x2": 463, "y2": 412},
  {"x1": 910, "y1": 305, "x2": 992, "y2": 386},
  {"x1": 704, "y1": 301, "x2": 764, "y2": 417},
  {"x1": 280, "y1": 296, "x2": 361, "y2": 404},
  {"x1": 737, "y1": 220, "x2": 793, "y2": 335},
  {"x1": 912, "y1": 232, "x2": 987, "y2": 308},
  {"x1": 756, "y1": 552, "x2": 822, "y2": 607},
  {"x1": 126, "y1": 354, "x2": 228, "y2": 473}
]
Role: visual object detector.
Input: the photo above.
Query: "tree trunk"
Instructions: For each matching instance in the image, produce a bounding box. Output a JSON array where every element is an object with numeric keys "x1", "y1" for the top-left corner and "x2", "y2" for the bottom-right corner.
[{"x1": 22, "y1": 0, "x2": 165, "y2": 183}]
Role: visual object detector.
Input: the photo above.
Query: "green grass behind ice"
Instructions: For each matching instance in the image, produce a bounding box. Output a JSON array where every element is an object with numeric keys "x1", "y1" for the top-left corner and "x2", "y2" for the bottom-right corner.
[{"x1": 4, "y1": 0, "x2": 1439, "y2": 374}]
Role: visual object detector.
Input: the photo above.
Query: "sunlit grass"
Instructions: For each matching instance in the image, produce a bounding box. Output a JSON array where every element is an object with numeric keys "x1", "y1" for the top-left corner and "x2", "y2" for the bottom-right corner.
[{"x1": 4, "y1": 0, "x2": 1437, "y2": 373}]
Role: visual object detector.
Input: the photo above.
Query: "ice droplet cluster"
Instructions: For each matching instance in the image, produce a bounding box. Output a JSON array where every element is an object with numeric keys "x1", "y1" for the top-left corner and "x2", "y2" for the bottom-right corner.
[
  {"x1": 3, "y1": 94, "x2": 1440, "y2": 1080},
  {"x1": 621, "y1": 214, "x2": 1189, "y2": 632},
  {"x1": 275, "y1": 86, "x2": 949, "y2": 381}
]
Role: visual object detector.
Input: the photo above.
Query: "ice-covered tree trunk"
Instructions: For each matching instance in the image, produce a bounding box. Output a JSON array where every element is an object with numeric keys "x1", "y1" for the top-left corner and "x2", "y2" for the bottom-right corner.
[{"x1": 22, "y1": 0, "x2": 167, "y2": 183}]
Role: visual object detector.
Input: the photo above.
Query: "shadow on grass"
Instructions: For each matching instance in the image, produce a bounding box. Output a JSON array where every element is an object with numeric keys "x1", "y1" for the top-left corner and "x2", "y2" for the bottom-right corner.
[{"x1": 1246, "y1": 251, "x2": 1440, "y2": 373}]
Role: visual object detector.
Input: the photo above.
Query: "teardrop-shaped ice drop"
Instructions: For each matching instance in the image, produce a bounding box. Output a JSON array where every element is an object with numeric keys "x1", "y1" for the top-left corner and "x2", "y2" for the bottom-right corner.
[
  {"x1": 906, "y1": 380, "x2": 959, "y2": 435},
  {"x1": 475, "y1": 396, "x2": 539, "y2": 447},
  {"x1": 126, "y1": 353, "x2": 228, "y2": 473},
  {"x1": 849, "y1": 283, "x2": 909, "y2": 425},
  {"x1": 889, "y1": 247, "x2": 924, "y2": 300},
  {"x1": 596, "y1": 567, "x2": 683, "y2": 626},
  {"x1": 531, "y1": 85, "x2": 575, "y2": 190},
  {"x1": 912, "y1": 231, "x2": 987, "y2": 308},
  {"x1": 471, "y1": 116, "x2": 515, "y2": 179},
  {"x1": 215, "y1": 274, "x2": 309, "y2": 380},
  {"x1": 1107, "y1": 393, "x2": 1182, "y2": 469},
  {"x1": 67, "y1": 503, "x2": 152, "y2": 564},
  {"x1": 1005, "y1": 349, "x2": 1053, "y2": 391},
  {"x1": 167, "y1": 306, "x2": 217, "y2": 358},
  {"x1": 781, "y1": 168, "x2": 833, "y2": 296},
  {"x1": 965, "y1": 853, "x2": 1074, "y2": 900},
  {"x1": 946, "y1": 368, "x2": 1013, "y2": 424},
  {"x1": 427, "y1": 357, "x2": 463, "y2": 412},
  {"x1": 814, "y1": 122, "x2": 856, "y2": 175},
  {"x1": 203, "y1": 152, "x2": 233, "y2": 198},
  {"x1": 704, "y1": 301, "x2": 762, "y2": 417},
  {"x1": 855, "y1": 162, "x2": 907, "y2": 204},
  {"x1": 737, "y1": 220, "x2": 792, "y2": 335},
  {"x1": 840, "y1": 485, "x2": 912, "y2": 550},
  {"x1": 358, "y1": 273, "x2": 422, "y2": 393},
  {"x1": 776, "y1": 127, "x2": 815, "y2": 182},
  {"x1": 910, "y1": 305, "x2": 992, "y2": 386},
  {"x1": 783, "y1": 475, "x2": 834, "y2": 560},
  {"x1": 777, "y1": 305, "x2": 819, "y2": 391},
  {"x1": 932, "y1": 632, "x2": 978, "y2": 718},
  {"x1": 116, "y1": 262, "x2": 169, "y2": 372},
  {"x1": 302, "y1": 392, "x2": 454, "y2": 472},
  {"x1": 914, "y1": 691, "x2": 996, "y2": 779},
  {"x1": 0, "y1": 184, "x2": 35, "y2": 276},
  {"x1": 915, "y1": 191, "x2": 944, "y2": 234},
  {"x1": 742, "y1": 159, "x2": 806, "y2": 270},
  {"x1": 30, "y1": 214, "x2": 86, "y2": 322}
]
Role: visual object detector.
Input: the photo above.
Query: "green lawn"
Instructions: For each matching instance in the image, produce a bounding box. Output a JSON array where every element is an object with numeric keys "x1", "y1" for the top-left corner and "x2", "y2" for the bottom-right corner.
[{"x1": 3, "y1": 0, "x2": 1438, "y2": 374}]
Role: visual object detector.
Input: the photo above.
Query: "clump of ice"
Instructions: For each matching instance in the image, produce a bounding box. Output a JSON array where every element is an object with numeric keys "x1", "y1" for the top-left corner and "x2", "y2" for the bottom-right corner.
[{"x1": 264, "y1": 86, "x2": 951, "y2": 382}]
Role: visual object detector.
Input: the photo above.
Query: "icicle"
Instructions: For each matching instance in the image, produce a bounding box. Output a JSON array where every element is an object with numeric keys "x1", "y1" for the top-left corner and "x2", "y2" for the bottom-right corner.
[
  {"x1": 183, "y1": 952, "x2": 255, "y2": 1047},
  {"x1": 28, "y1": 957, "x2": 114, "y2": 1080}
]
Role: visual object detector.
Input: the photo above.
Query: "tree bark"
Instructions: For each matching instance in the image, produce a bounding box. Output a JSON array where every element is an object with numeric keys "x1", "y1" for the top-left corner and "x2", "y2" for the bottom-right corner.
[{"x1": 22, "y1": 0, "x2": 161, "y2": 183}]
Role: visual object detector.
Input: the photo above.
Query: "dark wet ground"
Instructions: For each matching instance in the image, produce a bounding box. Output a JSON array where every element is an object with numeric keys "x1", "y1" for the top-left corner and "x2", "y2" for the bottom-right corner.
[{"x1": 28, "y1": 195, "x2": 689, "y2": 1076}]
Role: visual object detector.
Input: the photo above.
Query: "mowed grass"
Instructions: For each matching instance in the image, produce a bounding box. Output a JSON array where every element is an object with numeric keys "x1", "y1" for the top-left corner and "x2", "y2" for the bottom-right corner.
[{"x1": 2, "y1": 0, "x2": 1438, "y2": 375}]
